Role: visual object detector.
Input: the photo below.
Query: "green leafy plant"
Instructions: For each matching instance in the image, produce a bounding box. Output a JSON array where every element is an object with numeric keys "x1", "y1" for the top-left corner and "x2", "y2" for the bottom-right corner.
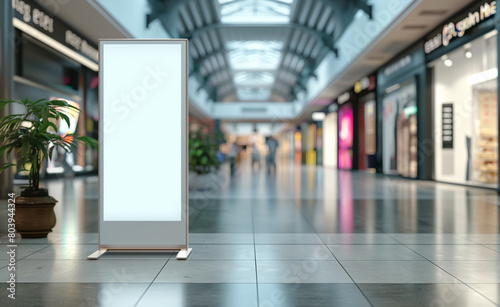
[
  {"x1": 189, "y1": 131, "x2": 220, "y2": 175},
  {"x1": 0, "y1": 98, "x2": 98, "y2": 192}
]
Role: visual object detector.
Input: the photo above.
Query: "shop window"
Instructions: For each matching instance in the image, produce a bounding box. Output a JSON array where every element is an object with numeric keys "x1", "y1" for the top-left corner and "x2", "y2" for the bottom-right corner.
[{"x1": 431, "y1": 30, "x2": 498, "y2": 187}]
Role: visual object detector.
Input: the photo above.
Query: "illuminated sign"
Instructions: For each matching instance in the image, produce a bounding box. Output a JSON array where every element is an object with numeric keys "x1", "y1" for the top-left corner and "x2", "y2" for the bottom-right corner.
[
  {"x1": 383, "y1": 55, "x2": 412, "y2": 77},
  {"x1": 354, "y1": 75, "x2": 376, "y2": 94},
  {"x1": 425, "y1": 1, "x2": 497, "y2": 54},
  {"x1": 338, "y1": 92, "x2": 350, "y2": 104},
  {"x1": 12, "y1": 0, "x2": 98, "y2": 62}
]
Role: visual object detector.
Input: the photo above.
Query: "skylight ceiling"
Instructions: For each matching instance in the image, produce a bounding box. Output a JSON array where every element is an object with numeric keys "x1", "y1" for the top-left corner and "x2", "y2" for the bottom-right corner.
[
  {"x1": 237, "y1": 88, "x2": 272, "y2": 101},
  {"x1": 151, "y1": 0, "x2": 373, "y2": 102},
  {"x1": 228, "y1": 41, "x2": 282, "y2": 70},
  {"x1": 234, "y1": 72, "x2": 275, "y2": 86},
  {"x1": 219, "y1": 0, "x2": 293, "y2": 24},
  {"x1": 228, "y1": 40, "x2": 282, "y2": 100}
]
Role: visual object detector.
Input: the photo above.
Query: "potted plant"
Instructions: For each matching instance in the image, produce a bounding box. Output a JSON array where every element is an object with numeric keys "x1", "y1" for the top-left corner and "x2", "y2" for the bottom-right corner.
[
  {"x1": 188, "y1": 130, "x2": 221, "y2": 190},
  {"x1": 0, "y1": 98, "x2": 97, "y2": 237}
]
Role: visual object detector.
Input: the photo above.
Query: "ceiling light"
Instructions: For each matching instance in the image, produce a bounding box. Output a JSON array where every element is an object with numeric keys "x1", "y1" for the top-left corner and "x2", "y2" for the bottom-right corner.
[
  {"x1": 465, "y1": 51, "x2": 472, "y2": 59},
  {"x1": 444, "y1": 59, "x2": 453, "y2": 67}
]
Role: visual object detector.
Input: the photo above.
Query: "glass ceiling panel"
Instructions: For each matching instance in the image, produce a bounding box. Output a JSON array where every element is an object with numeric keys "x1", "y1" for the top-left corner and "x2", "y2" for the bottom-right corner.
[
  {"x1": 219, "y1": 0, "x2": 293, "y2": 24},
  {"x1": 228, "y1": 41, "x2": 283, "y2": 70},
  {"x1": 234, "y1": 72, "x2": 275, "y2": 86},
  {"x1": 237, "y1": 88, "x2": 271, "y2": 101}
]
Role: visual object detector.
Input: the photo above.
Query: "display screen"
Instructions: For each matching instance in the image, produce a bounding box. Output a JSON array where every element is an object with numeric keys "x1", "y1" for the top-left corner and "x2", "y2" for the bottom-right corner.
[
  {"x1": 338, "y1": 103, "x2": 353, "y2": 170},
  {"x1": 382, "y1": 79, "x2": 418, "y2": 178},
  {"x1": 101, "y1": 42, "x2": 183, "y2": 222}
]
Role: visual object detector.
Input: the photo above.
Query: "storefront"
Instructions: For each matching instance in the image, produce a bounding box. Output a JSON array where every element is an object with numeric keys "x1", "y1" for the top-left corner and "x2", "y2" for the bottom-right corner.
[
  {"x1": 305, "y1": 123, "x2": 317, "y2": 165},
  {"x1": 377, "y1": 43, "x2": 429, "y2": 179},
  {"x1": 337, "y1": 91, "x2": 354, "y2": 170},
  {"x1": 425, "y1": 0, "x2": 499, "y2": 188},
  {"x1": 12, "y1": 0, "x2": 99, "y2": 178},
  {"x1": 353, "y1": 75, "x2": 378, "y2": 171},
  {"x1": 323, "y1": 104, "x2": 338, "y2": 168}
]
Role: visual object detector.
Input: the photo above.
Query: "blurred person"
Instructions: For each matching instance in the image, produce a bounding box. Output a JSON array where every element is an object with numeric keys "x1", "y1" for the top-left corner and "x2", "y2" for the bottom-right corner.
[
  {"x1": 251, "y1": 143, "x2": 260, "y2": 169},
  {"x1": 266, "y1": 135, "x2": 279, "y2": 174},
  {"x1": 228, "y1": 142, "x2": 238, "y2": 175}
]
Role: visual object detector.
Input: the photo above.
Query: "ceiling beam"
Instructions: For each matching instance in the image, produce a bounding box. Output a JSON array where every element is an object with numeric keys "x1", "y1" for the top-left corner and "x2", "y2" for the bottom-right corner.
[{"x1": 146, "y1": 0, "x2": 192, "y2": 37}]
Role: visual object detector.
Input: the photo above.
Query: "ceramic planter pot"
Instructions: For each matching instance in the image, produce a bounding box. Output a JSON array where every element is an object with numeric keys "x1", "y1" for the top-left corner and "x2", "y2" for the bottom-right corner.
[{"x1": 14, "y1": 193, "x2": 57, "y2": 238}]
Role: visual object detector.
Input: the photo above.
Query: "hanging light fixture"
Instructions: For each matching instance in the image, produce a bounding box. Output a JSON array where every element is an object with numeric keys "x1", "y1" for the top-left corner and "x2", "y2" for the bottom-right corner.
[{"x1": 442, "y1": 55, "x2": 453, "y2": 67}]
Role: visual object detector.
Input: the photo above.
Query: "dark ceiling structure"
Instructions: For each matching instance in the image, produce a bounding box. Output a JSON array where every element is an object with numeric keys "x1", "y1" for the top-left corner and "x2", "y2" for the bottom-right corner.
[{"x1": 147, "y1": 0, "x2": 372, "y2": 103}]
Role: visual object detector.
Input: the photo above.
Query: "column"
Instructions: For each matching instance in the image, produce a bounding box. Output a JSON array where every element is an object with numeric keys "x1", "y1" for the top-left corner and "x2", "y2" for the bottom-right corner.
[{"x1": 0, "y1": 1, "x2": 14, "y2": 198}]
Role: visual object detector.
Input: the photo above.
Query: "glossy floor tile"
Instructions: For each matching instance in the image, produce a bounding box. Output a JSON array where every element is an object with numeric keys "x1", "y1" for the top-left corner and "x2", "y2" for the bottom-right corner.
[
  {"x1": 0, "y1": 164, "x2": 499, "y2": 306},
  {"x1": 156, "y1": 260, "x2": 257, "y2": 283},
  {"x1": 340, "y1": 260, "x2": 459, "y2": 283},
  {"x1": 0, "y1": 283, "x2": 150, "y2": 307},
  {"x1": 0, "y1": 259, "x2": 168, "y2": 283},
  {"x1": 258, "y1": 284, "x2": 371, "y2": 307},
  {"x1": 187, "y1": 245, "x2": 255, "y2": 261},
  {"x1": 469, "y1": 284, "x2": 500, "y2": 305},
  {"x1": 255, "y1": 245, "x2": 336, "y2": 261},
  {"x1": 254, "y1": 233, "x2": 323, "y2": 245},
  {"x1": 257, "y1": 261, "x2": 352, "y2": 283},
  {"x1": 358, "y1": 283, "x2": 497, "y2": 307},
  {"x1": 137, "y1": 284, "x2": 258, "y2": 307},
  {"x1": 189, "y1": 233, "x2": 254, "y2": 244},
  {"x1": 327, "y1": 244, "x2": 425, "y2": 261},
  {"x1": 434, "y1": 261, "x2": 500, "y2": 283},
  {"x1": 407, "y1": 244, "x2": 500, "y2": 261}
]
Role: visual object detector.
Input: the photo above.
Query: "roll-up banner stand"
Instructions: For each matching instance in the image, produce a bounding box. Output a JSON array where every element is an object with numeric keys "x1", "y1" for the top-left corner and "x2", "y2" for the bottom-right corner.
[{"x1": 88, "y1": 39, "x2": 191, "y2": 260}]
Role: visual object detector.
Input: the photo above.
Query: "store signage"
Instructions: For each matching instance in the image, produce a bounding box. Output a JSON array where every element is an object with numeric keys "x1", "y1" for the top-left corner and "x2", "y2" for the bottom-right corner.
[
  {"x1": 354, "y1": 75, "x2": 376, "y2": 94},
  {"x1": 13, "y1": 0, "x2": 53, "y2": 32},
  {"x1": 65, "y1": 30, "x2": 99, "y2": 61},
  {"x1": 425, "y1": 1, "x2": 497, "y2": 54},
  {"x1": 12, "y1": 0, "x2": 98, "y2": 62},
  {"x1": 442, "y1": 103, "x2": 454, "y2": 149},
  {"x1": 312, "y1": 112, "x2": 326, "y2": 121},
  {"x1": 383, "y1": 55, "x2": 412, "y2": 77},
  {"x1": 338, "y1": 92, "x2": 350, "y2": 104}
]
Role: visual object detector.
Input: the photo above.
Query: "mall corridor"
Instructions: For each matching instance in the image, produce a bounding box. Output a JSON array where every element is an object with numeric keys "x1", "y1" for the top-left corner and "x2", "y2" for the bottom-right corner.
[{"x1": 1, "y1": 165, "x2": 500, "y2": 306}]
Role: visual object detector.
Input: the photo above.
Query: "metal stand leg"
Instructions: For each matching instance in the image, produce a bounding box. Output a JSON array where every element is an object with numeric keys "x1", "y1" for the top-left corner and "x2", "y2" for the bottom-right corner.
[
  {"x1": 87, "y1": 249, "x2": 108, "y2": 260},
  {"x1": 176, "y1": 248, "x2": 192, "y2": 260}
]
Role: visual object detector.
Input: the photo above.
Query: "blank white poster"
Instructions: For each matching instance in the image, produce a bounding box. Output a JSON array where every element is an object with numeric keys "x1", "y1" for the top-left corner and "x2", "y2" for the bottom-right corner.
[{"x1": 102, "y1": 42, "x2": 182, "y2": 221}]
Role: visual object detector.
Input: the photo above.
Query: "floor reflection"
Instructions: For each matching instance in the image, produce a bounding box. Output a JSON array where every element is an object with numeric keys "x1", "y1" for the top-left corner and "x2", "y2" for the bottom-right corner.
[{"x1": 0, "y1": 164, "x2": 500, "y2": 306}]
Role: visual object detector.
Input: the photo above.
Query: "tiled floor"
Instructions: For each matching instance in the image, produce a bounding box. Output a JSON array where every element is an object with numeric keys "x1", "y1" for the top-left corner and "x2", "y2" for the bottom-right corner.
[{"x1": 1, "y1": 164, "x2": 500, "y2": 306}]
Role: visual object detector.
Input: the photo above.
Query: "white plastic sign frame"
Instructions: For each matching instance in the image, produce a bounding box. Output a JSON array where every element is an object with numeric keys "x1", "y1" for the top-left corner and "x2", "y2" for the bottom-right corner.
[{"x1": 88, "y1": 39, "x2": 191, "y2": 260}]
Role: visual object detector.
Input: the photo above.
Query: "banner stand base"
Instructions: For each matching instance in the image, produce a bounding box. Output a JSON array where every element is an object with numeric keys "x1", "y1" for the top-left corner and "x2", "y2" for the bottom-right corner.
[
  {"x1": 87, "y1": 248, "x2": 193, "y2": 260},
  {"x1": 176, "y1": 248, "x2": 192, "y2": 260},
  {"x1": 88, "y1": 249, "x2": 108, "y2": 260}
]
